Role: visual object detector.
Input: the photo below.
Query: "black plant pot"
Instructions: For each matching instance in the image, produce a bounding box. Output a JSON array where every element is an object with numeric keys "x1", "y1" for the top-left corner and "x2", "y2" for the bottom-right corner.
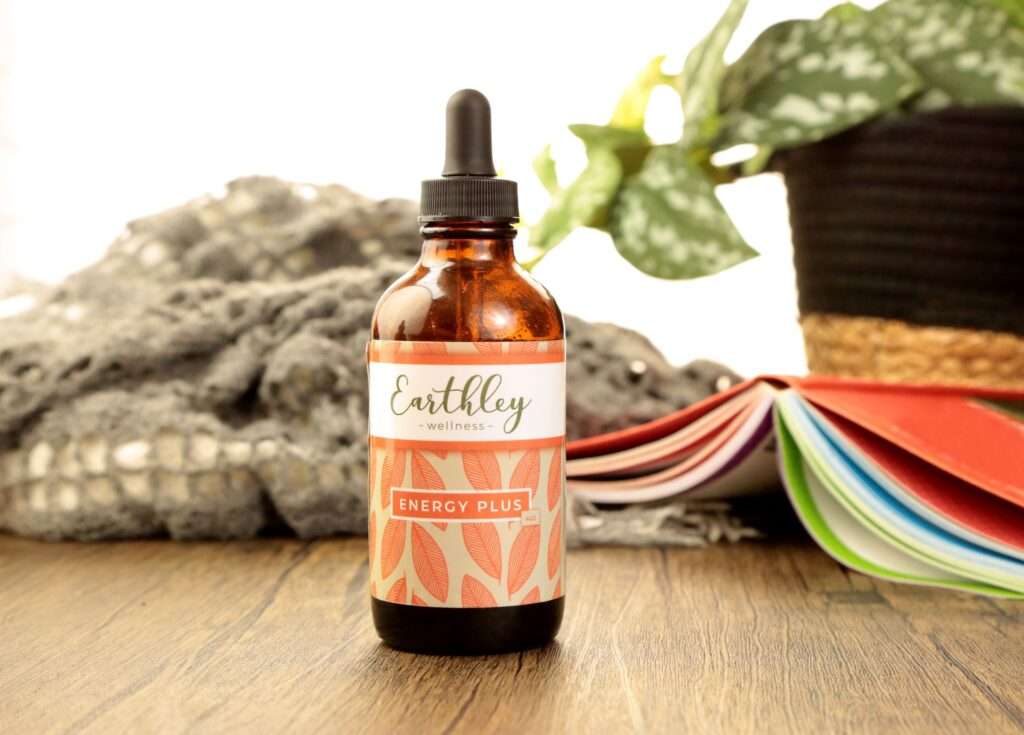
[{"x1": 774, "y1": 107, "x2": 1024, "y2": 388}]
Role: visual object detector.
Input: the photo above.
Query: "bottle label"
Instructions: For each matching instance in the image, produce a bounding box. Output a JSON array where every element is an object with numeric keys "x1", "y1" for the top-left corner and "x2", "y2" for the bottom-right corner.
[{"x1": 367, "y1": 339, "x2": 566, "y2": 608}]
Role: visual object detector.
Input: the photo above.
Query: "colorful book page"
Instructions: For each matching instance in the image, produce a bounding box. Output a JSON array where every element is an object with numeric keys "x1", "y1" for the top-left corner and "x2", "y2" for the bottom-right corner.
[
  {"x1": 775, "y1": 404, "x2": 1023, "y2": 599},
  {"x1": 796, "y1": 379, "x2": 1024, "y2": 507},
  {"x1": 566, "y1": 384, "x2": 761, "y2": 477},
  {"x1": 567, "y1": 378, "x2": 758, "y2": 459},
  {"x1": 812, "y1": 406, "x2": 1024, "y2": 561},
  {"x1": 569, "y1": 394, "x2": 776, "y2": 504},
  {"x1": 778, "y1": 393, "x2": 1024, "y2": 593}
]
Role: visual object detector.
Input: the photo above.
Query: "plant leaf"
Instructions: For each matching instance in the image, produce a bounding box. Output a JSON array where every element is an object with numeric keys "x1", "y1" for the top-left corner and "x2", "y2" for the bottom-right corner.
[
  {"x1": 677, "y1": 0, "x2": 750, "y2": 147},
  {"x1": 528, "y1": 147, "x2": 623, "y2": 254},
  {"x1": 610, "y1": 55, "x2": 669, "y2": 130},
  {"x1": 570, "y1": 124, "x2": 653, "y2": 181},
  {"x1": 532, "y1": 144, "x2": 559, "y2": 195},
  {"x1": 986, "y1": 0, "x2": 1024, "y2": 30},
  {"x1": 569, "y1": 123, "x2": 650, "y2": 152},
  {"x1": 871, "y1": 0, "x2": 1024, "y2": 106},
  {"x1": 717, "y1": 10, "x2": 922, "y2": 150},
  {"x1": 609, "y1": 146, "x2": 756, "y2": 279}
]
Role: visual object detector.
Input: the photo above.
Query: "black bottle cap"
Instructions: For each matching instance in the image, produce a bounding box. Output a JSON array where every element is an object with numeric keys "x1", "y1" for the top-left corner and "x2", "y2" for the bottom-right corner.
[{"x1": 420, "y1": 89, "x2": 519, "y2": 222}]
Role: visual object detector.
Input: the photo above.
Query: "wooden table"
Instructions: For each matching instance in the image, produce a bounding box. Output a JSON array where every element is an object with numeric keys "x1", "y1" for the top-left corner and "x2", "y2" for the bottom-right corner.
[{"x1": 2, "y1": 530, "x2": 1022, "y2": 734}]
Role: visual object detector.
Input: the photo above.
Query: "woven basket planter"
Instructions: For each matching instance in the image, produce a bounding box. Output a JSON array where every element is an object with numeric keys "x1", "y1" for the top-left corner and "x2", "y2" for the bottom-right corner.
[{"x1": 775, "y1": 107, "x2": 1024, "y2": 389}]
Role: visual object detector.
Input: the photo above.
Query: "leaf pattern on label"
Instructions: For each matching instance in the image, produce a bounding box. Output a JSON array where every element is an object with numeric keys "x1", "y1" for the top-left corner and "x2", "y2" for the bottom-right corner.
[
  {"x1": 461, "y1": 574, "x2": 498, "y2": 607},
  {"x1": 386, "y1": 576, "x2": 407, "y2": 604},
  {"x1": 409, "y1": 451, "x2": 447, "y2": 531},
  {"x1": 368, "y1": 510, "x2": 377, "y2": 569},
  {"x1": 548, "y1": 452, "x2": 565, "y2": 509},
  {"x1": 379, "y1": 518, "x2": 406, "y2": 579},
  {"x1": 548, "y1": 510, "x2": 562, "y2": 580},
  {"x1": 462, "y1": 523, "x2": 502, "y2": 580},
  {"x1": 367, "y1": 338, "x2": 567, "y2": 608},
  {"x1": 411, "y1": 523, "x2": 449, "y2": 602},
  {"x1": 510, "y1": 449, "x2": 541, "y2": 498},
  {"x1": 368, "y1": 448, "x2": 378, "y2": 504},
  {"x1": 380, "y1": 448, "x2": 407, "y2": 509},
  {"x1": 411, "y1": 450, "x2": 444, "y2": 490},
  {"x1": 554, "y1": 578, "x2": 562, "y2": 598},
  {"x1": 547, "y1": 451, "x2": 562, "y2": 511},
  {"x1": 462, "y1": 450, "x2": 502, "y2": 490},
  {"x1": 507, "y1": 525, "x2": 541, "y2": 596}
]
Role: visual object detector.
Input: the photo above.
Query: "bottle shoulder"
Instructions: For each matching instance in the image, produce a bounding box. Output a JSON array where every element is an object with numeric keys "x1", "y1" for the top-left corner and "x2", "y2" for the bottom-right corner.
[{"x1": 371, "y1": 262, "x2": 564, "y2": 342}]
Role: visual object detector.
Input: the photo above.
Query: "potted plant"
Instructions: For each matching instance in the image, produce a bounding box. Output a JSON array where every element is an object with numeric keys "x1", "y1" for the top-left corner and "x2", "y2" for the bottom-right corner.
[{"x1": 528, "y1": 0, "x2": 1024, "y2": 388}]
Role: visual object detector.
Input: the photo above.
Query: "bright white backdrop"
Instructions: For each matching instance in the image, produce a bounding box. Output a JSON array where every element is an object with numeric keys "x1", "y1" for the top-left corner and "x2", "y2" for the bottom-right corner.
[{"x1": 3, "y1": 0, "x2": 876, "y2": 375}]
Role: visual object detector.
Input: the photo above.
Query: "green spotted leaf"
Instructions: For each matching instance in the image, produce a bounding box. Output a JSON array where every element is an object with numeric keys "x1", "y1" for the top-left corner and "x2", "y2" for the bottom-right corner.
[
  {"x1": 569, "y1": 123, "x2": 652, "y2": 179},
  {"x1": 609, "y1": 146, "x2": 756, "y2": 279},
  {"x1": 677, "y1": 0, "x2": 750, "y2": 147},
  {"x1": 569, "y1": 124, "x2": 649, "y2": 152},
  {"x1": 871, "y1": 0, "x2": 1024, "y2": 106},
  {"x1": 717, "y1": 11, "x2": 922, "y2": 150},
  {"x1": 986, "y1": 0, "x2": 1024, "y2": 30},
  {"x1": 529, "y1": 147, "x2": 623, "y2": 254},
  {"x1": 610, "y1": 55, "x2": 670, "y2": 130}
]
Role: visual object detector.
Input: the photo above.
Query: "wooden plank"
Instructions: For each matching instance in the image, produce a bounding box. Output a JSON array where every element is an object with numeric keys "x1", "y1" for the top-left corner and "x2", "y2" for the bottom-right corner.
[{"x1": 0, "y1": 535, "x2": 1021, "y2": 734}]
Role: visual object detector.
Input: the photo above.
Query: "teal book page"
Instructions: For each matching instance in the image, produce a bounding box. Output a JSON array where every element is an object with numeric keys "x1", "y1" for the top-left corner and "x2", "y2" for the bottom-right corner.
[{"x1": 774, "y1": 399, "x2": 1024, "y2": 599}]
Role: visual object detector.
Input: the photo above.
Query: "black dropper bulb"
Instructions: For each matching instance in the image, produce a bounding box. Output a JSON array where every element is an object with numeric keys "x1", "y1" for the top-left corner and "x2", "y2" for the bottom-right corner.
[
  {"x1": 442, "y1": 89, "x2": 497, "y2": 177},
  {"x1": 420, "y1": 89, "x2": 518, "y2": 221}
]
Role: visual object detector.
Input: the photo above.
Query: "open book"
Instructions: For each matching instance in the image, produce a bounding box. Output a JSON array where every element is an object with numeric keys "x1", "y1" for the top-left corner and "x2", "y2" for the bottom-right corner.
[{"x1": 566, "y1": 377, "x2": 1024, "y2": 598}]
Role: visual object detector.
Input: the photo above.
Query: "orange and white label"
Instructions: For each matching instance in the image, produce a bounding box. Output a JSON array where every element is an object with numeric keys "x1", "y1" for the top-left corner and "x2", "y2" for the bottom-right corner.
[{"x1": 367, "y1": 340, "x2": 566, "y2": 608}]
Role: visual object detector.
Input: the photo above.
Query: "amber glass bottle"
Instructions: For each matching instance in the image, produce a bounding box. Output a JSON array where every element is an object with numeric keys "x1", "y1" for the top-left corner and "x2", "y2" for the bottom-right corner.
[{"x1": 367, "y1": 90, "x2": 565, "y2": 654}]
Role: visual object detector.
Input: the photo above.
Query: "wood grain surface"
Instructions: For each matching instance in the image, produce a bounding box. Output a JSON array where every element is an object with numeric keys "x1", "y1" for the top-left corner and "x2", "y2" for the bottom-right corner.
[{"x1": 1, "y1": 531, "x2": 1022, "y2": 734}]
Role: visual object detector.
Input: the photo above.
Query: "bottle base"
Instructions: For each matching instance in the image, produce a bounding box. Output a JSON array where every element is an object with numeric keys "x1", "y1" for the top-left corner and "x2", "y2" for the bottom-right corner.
[{"x1": 372, "y1": 597, "x2": 564, "y2": 656}]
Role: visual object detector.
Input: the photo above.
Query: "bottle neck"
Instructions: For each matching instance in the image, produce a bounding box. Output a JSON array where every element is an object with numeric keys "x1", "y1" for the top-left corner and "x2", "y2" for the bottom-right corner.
[{"x1": 418, "y1": 219, "x2": 517, "y2": 266}]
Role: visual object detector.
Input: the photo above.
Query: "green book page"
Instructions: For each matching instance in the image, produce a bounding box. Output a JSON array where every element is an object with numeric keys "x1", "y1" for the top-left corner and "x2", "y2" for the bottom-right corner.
[
  {"x1": 774, "y1": 404, "x2": 1024, "y2": 599},
  {"x1": 780, "y1": 394, "x2": 1024, "y2": 592}
]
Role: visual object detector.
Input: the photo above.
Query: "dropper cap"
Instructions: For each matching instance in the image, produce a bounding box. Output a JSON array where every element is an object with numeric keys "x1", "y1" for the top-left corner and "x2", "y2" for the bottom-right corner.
[{"x1": 420, "y1": 89, "x2": 519, "y2": 222}]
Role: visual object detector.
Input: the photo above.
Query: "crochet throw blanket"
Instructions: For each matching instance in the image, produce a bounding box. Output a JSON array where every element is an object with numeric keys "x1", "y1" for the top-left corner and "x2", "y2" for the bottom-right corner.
[{"x1": 0, "y1": 177, "x2": 755, "y2": 546}]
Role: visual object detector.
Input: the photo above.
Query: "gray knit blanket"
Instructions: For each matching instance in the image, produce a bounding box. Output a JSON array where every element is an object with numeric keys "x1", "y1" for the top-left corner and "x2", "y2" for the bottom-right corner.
[{"x1": 0, "y1": 177, "x2": 755, "y2": 545}]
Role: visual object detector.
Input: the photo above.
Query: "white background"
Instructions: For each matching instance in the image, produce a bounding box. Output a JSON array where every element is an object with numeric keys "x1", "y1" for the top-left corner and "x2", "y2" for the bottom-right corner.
[{"x1": 1, "y1": 0, "x2": 880, "y2": 376}]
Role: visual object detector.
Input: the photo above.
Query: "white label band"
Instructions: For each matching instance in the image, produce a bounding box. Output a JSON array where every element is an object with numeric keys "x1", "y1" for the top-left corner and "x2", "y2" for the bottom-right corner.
[{"x1": 369, "y1": 361, "x2": 566, "y2": 443}]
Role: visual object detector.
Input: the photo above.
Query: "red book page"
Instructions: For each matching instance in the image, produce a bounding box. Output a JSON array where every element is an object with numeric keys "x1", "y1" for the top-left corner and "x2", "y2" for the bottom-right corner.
[
  {"x1": 827, "y1": 409, "x2": 1024, "y2": 550},
  {"x1": 797, "y1": 379, "x2": 1024, "y2": 507},
  {"x1": 566, "y1": 378, "x2": 758, "y2": 460}
]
